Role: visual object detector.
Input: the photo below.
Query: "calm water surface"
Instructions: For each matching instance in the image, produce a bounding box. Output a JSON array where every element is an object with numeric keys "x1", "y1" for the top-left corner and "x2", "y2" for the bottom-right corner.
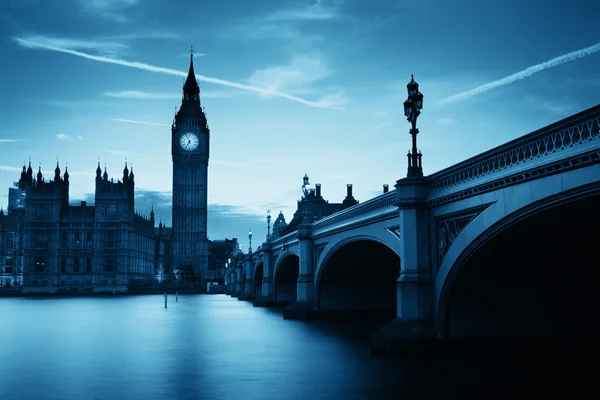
[{"x1": 0, "y1": 295, "x2": 564, "y2": 399}]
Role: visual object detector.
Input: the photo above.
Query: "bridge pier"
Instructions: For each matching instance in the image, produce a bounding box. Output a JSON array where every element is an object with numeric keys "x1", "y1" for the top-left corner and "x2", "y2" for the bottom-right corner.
[
  {"x1": 238, "y1": 255, "x2": 255, "y2": 301},
  {"x1": 283, "y1": 225, "x2": 318, "y2": 319},
  {"x1": 238, "y1": 277, "x2": 254, "y2": 301},
  {"x1": 370, "y1": 176, "x2": 437, "y2": 354},
  {"x1": 254, "y1": 242, "x2": 276, "y2": 307},
  {"x1": 231, "y1": 267, "x2": 242, "y2": 297}
]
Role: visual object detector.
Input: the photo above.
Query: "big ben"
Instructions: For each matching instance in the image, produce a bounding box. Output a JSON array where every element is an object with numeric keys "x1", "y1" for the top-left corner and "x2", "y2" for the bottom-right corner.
[{"x1": 171, "y1": 48, "x2": 209, "y2": 284}]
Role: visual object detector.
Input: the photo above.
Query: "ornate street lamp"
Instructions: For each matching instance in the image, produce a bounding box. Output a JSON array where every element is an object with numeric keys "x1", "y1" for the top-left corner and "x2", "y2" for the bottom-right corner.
[
  {"x1": 266, "y1": 210, "x2": 272, "y2": 241},
  {"x1": 248, "y1": 229, "x2": 253, "y2": 254},
  {"x1": 403, "y1": 74, "x2": 424, "y2": 177}
]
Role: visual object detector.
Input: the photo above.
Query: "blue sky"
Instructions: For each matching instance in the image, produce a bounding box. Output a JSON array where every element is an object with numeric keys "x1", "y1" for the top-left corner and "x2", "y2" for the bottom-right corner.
[{"x1": 0, "y1": 0, "x2": 599, "y2": 247}]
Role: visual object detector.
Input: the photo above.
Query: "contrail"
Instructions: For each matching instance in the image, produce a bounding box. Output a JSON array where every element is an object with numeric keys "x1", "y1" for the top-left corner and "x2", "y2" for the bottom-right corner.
[
  {"x1": 13, "y1": 37, "x2": 335, "y2": 109},
  {"x1": 110, "y1": 118, "x2": 170, "y2": 127},
  {"x1": 439, "y1": 42, "x2": 600, "y2": 105}
]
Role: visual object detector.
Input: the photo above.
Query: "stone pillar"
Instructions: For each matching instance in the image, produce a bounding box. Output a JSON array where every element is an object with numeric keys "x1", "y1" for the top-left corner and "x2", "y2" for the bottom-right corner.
[
  {"x1": 371, "y1": 176, "x2": 436, "y2": 354},
  {"x1": 224, "y1": 272, "x2": 231, "y2": 294},
  {"x1": 233, "y1": 267, "x2": 242, "y2": 297},
  {"x1": 238, "y1": 254, "x2": 254, "y2": 301},
  {"x1": 254, "y1": 242, "x2": 275, "y2": 306},
  {"x1": 395, "y1": 177, "x2": 432, "y2": 321},
  {"x1": 283, "y1": 224, "x2": 318, "y2": 319}
]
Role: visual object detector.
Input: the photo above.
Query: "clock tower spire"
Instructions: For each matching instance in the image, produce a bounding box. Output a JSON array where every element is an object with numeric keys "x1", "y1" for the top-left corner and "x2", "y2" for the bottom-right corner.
[
  {"x1": 183, "y1": 46, "x2": 200, "y2": 101},
  {"x1": 171, "y1": 46, "x2": 210, "y2": 287}
]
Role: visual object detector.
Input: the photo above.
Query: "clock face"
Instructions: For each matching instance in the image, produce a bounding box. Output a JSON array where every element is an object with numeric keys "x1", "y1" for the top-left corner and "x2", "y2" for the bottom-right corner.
[{"x1": 180, "y1": 133, "x2": 199, "y2": 151}]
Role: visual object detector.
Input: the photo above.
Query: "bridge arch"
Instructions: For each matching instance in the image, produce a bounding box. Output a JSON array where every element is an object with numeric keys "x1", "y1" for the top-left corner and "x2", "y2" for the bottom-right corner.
[
  {"x1": 273, "y1": 252, "x2": 300, "y2": 305},
  {"x1": 436, "y1": 183, "x2": 600, "y2": 338},
  {"x1": 253, "y1": 262, "x2": 264, "y2": 298},
  {"x1": 315, "y1": 235, "x2": 400, "y2": 318},
  {"x1": 315, "y1": 229, "x2": 400, "y2": 280}
]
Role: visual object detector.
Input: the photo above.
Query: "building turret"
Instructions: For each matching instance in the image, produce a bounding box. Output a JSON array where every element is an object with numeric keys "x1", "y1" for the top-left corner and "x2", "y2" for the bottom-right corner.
[
  {"x1": 96, "y1": 161, "x2": 102, "y2": 180},
  {"x1": 129, "y1": 165, "x2": 134, "y2": 181},
  {"x1": 123, "y1": 161, "x2": 129, "y2": 182},
  {"x1": 17, "y1": 162, "x2": 31, "y2": 189},
  {"x1": 103, "y1": 166, "x2": 108, "y2": 181},
  {"x1": 54, "y1": 161, "x2": 61, "y2": 182},
  {"x1": 27, "y1": 161, "x2": 33, "y2": 180},
  {"x1": 272, "y1": 211, "x2": 288, "y2": 240},
  {"x1": 64, "y1": 165, "x2": 69, "y2": 181},
  {"x1": 150, "y1": 206, "x2": 155, "y2": 225},
  {"x1": 37, "y1": 165, "x2": 42, "y2": 183}
]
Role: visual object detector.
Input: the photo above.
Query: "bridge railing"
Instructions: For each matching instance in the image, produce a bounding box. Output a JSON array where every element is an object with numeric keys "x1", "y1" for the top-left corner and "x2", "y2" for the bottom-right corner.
[
  {"x1": 427, "y1": 105, "x2": 600, "y2": 194},
  {"x1": 310, "y1": 191, "x2": 397, "y2": 231}
]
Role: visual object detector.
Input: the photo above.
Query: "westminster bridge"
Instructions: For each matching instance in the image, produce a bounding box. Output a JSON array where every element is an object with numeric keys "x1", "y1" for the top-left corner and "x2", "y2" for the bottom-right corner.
[{"x1": 224, "y1": 104, "x2": 599, "y2": 352}]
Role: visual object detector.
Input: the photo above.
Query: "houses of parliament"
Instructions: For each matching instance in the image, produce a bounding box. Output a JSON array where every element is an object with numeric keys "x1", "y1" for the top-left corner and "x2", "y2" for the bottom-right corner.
[{"x1": 0, "y1": 51, "x2": 217, "y2": 293}]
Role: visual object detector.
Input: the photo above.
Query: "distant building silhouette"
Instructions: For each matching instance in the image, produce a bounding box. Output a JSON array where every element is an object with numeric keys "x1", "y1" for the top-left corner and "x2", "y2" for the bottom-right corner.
[
  {"x1": 0, "y1": 204, "x2": 24, "y2": 287},
  {"x1": 277, "y1": 174, "x2": 360, "y2": 237}
]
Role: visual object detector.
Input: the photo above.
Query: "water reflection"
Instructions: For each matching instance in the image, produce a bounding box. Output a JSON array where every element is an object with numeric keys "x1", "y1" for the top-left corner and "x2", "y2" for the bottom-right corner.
[{"x1": 0, "y1": 295, "x2": 573, "y2": 399}]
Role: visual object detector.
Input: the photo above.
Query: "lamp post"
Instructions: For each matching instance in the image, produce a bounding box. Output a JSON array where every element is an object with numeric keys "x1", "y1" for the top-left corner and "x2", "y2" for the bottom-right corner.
[
  {"x1": 266, "y1": 210, "x2": 272, "y2": 241},
  {"x1": 248, "y1": 229, "x2": 253, "y2": 254},
  {"x1": 403, "y1": 74, "x2": 424, "y2": 177}
]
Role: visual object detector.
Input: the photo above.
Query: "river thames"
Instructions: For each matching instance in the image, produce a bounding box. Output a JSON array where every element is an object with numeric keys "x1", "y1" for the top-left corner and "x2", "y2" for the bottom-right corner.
[{"x1": 0, "y1": 294, "x2": 581, "y2": 399}]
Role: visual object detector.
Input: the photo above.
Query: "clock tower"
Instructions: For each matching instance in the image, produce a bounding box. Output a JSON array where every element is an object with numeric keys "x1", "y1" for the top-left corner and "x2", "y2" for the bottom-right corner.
[{"x1": 171, "y1": 48, "x2": 210, "y2": 284}]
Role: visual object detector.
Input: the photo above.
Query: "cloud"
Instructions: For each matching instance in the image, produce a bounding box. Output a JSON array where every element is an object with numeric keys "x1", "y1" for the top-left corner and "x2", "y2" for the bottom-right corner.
[
  {"x1": 0, "y1": 164, "x2": 92, "y2": 177},
  {"x1": 267, "y1": 0, "x2": 346, "y2": 21},
  {"x1": 523, "y1": 95, "x2": 579, "y2": 116},
  {"x1": 437, "y1": 118, "x2": 457, "y2": 125},
  {"x1": 14, "y1": 37, "x2": 345, "y2": 109},
  {"x1": 83, "y1": 0, "x2": 140, "y2": 10},
  {"x1": 0, "y1": 139, "x2": 23, "y2": 143},
  {"x1": 439, "y1": 41, "x2": 600, "y2": 105},
  {"x1": 0, "y1": 165, "x2": 21, "y2": 172},
  {"x1": 93, "y1": 189, "x2": 269, "y2": 242},
  {"x1": 56, "y1": 134, "x2": 84, "y2": 141},
  {"x1": 105, "y1": 91, "x2": 181, "y2": 100},
  {"x1": 366, "y1": 120, "x2": 394, "y2": 135},
  {"x1": 396, "y1": 0, "x2": 437, "y2": 8},
  {"x1": 109, "y1": 31, "x2": 181, "y2": 41},
  {"x1": 18, "y1": 35, "x2": 128, "y2": 57},
  {"x1": 80, "y1": 0, "x2": 141, "y2": 22},
  {"x1": 109, "y1": 150, "x2": 147, "y2": 157},
  {"x1": 247, "y1": 55, "x2": 334, "y2": 93},
  {"x1": 110, "y1": 118, "x2": 170, "y2": 127},
  {"x1": 374, "y1": 111, "x2": 389, "y2": 116},
  {"x1": 177, "y1": 52, "x2": 206, "y2": 59},
  {"x1": 104, "y1": 90, "x2": 245, "y2": 100}
]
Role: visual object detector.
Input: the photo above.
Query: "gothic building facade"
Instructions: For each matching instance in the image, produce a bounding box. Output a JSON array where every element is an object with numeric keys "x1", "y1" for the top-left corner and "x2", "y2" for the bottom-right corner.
[{"x1": 3, "y1": 161, "x2": 159, "y2": 293}]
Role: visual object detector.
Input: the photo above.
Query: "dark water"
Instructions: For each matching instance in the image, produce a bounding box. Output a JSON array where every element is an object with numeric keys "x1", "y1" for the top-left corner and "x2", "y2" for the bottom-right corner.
[{"x1": 0, "y1": 295, "x2": 583, "y2": 399}]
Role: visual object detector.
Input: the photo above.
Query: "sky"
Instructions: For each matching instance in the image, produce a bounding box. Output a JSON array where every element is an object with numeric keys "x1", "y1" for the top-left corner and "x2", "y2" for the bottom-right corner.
[{"x1": 0, "y1": 0, "x2": 599, "y2": 248}]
